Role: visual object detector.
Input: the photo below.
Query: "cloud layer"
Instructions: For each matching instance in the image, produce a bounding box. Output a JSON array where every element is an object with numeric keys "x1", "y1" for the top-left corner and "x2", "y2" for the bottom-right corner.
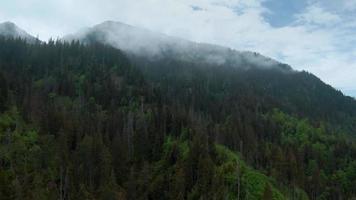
[{"x1": 0, "y1": 0, "x2": 355, "y2": 97}]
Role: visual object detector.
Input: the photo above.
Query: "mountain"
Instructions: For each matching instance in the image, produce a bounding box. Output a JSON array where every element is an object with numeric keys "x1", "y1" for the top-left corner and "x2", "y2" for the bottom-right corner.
[
  {"x1": 65, "y1": 21, "x2": 356, "y2": 133},
  {"x1": 1, "y1": 22, "x2": 356, "y2": 199},
  {"x1": 65, "y1": 21, "x2": 291, "y2": 71},
  {"x1": 0, "y1": 21, "x2": 37, "y2": 42}
]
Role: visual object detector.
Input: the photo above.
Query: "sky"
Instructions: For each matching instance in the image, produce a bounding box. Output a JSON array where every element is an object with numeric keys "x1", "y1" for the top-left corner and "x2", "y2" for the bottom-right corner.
[{"x1": 0, "y1": 0, "x2": 356, "y2": 97}]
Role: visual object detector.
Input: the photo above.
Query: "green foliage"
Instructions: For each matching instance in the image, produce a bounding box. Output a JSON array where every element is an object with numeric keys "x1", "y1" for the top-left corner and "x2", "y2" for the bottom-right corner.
[
  {"x1": 242, "y1": 171, "x2": 284, "y2": 200},
  {"x1": 154, "y1": 137, "x2": 287, "y2": 200},
  {"x1": 0, "y1": 108, "x2": 58, "y2": 199},
  {"x1": 0, "y1": 37, "x2": 356, "y2": 199},
  {"x1": 267, "y1": 109, "x2": 356, "y2": 199}
]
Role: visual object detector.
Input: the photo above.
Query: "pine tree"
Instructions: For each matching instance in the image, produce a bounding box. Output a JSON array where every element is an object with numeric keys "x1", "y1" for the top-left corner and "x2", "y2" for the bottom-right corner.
[
  {"x1": 0, "y1": 171, "x2": 14, "y2": 200},
  {"x1": 0, "y1": 72, "x2": 7, "y2": 112}
]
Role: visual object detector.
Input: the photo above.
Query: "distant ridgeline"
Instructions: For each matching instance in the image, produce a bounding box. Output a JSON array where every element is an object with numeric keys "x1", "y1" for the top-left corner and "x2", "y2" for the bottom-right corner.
[
  {"x1": 0, "y1": 22, "x2": 38, "y2": 43},
  {"x1": 0, "y1": 22, "x2": 356, "y2": 200}
]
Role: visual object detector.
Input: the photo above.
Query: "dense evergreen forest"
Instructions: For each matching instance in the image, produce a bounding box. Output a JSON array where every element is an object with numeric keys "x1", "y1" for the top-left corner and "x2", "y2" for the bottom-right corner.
[{"x1": 0, "y1": 37, "x2": 356, "y2": 200}]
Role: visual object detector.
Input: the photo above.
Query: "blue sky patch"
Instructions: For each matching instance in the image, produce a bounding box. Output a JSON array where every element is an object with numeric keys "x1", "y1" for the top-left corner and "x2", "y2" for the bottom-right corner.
[
  {"x1": 191, "y1": 5, "x2": 204, "y2": 11},
  {"x1": 262, "y1": 0, "x2": 308, "y2": 27}
]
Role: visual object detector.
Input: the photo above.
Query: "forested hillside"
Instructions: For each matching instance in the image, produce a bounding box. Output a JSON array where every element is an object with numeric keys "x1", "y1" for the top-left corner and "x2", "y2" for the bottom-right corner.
[
  {"x1": 69, "y1": 21, "x2": 356, "y2": 134},
  {"x1": 0, "y1": 37, "x2": 356, "y2": 200}
]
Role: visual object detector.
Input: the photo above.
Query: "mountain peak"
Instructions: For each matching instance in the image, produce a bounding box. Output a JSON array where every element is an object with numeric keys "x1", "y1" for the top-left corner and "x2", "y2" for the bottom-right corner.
[
  {"x1": 1, "y1": 21, "x2": 16, "y2": 27},
  {"x1": 0, "y1": 21, "x2": 19, "y2": 34},
  {"x1": 97, "y1": 20, "x2": 132, "y2": 27},
  {"x1": 0, "y1": 21, "x2": 37, "y2": 42}
]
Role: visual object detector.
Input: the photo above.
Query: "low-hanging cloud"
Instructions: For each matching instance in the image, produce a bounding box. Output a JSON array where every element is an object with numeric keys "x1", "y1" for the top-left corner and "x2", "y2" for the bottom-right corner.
[{"x1": 65, "y1": 21, "x2": 285, "y2": 71}]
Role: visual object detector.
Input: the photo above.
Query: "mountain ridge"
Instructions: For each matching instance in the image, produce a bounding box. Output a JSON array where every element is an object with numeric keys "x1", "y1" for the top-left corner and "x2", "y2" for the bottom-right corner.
[
  {"x1": 0, "y1": 21, "x2": 38, "y2": 42},
  {"x1": 64, "y1": 20, "x2": 292, "y2": 71},
  {"x1": 66, "y1": 21, "x2": 356, "y2": 133},
  {"x1": 1, "y1": 20, "x2": 355, "y2": 99}
]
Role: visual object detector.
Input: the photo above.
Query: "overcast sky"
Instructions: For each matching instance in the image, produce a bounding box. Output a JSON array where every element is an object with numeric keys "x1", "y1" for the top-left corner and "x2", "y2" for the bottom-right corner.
[{"x1": 1, "y1": 0, "x2": 356, "y2": 97}]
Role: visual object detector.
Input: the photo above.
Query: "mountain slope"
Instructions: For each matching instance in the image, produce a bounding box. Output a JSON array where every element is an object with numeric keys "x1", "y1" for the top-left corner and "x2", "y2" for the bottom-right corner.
[
  {"x1": 0, "y1": 37, "x2": 292, "y2": 200},
  {"x1": 65, "y1": 21, "x2": 356, "y2": 134},
  {"x1": 0, "y1": 22, "x2": 37, "y2": 42},
  {"x1": 1, "y1": 25, "x2": 356, "y2": 199}
]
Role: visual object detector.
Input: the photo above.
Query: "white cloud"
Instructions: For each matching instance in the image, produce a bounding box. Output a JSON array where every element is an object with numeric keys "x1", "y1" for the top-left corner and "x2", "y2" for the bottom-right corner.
[
  {"x1": 337, "y1": 0, "x2": 356, "y2": 11},
  {"x1": 295, "y1": 4, "x2": 341, "y2": 26},
  {"x1": 343, "y1": 0, "x2": 356, "y2": 11}
]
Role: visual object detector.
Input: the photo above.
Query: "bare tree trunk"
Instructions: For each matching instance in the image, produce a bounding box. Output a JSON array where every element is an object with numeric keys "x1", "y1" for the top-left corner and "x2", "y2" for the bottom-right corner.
[
  {"x1": 60, "y1": 166, "x2": 63, "y2": 200},
  {"x1": 237, "y1": 160, "x2": 241, "y2": 200}
]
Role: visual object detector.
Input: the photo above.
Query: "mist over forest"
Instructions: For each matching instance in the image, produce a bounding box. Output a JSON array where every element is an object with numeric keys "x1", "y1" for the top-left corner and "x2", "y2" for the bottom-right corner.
[{"x1": 0, "y1": 17, "x2": 356, "y2": 200}]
